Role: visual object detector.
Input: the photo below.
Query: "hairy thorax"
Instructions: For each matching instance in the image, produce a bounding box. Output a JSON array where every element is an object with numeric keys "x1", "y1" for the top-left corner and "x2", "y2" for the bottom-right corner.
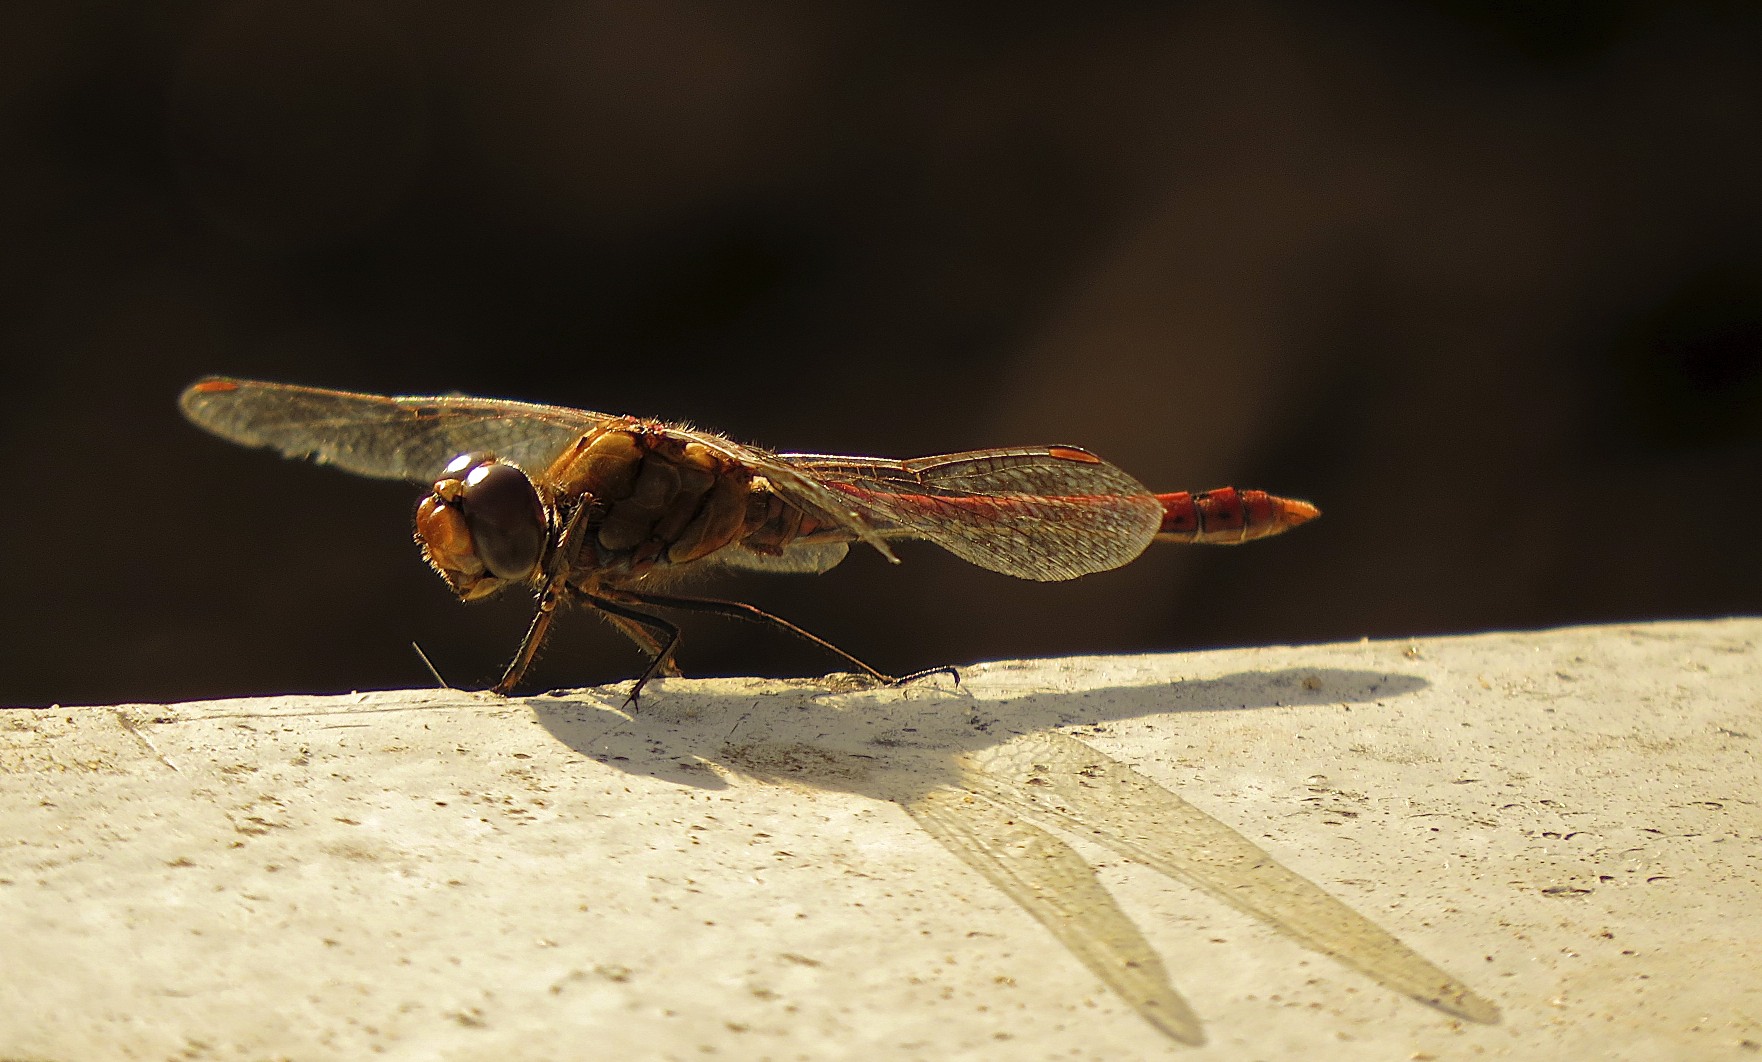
[{"x1": 542, "y1": 422, "x2": 827, "y2": 588}]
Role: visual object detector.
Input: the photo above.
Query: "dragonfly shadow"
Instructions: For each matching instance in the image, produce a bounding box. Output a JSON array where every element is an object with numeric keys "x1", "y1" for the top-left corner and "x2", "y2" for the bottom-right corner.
[
  {"x1": 529, "y1": 665, "x2": 1425, "y2": 792},
  {"x1": 526, "y1": 663, "x2": 1494, "y2": 1045}
]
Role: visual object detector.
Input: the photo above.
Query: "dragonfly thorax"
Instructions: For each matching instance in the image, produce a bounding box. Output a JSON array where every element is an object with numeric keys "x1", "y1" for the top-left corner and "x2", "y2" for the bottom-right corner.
[{"x1": 542, "y1": 424, "x2": 759, "y2": 575}]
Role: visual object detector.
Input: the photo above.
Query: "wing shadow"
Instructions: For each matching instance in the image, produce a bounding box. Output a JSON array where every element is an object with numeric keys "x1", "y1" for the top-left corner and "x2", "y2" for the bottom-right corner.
[{"x1": 527, "y1": 663, "x2": 1497, "y2": 1045}]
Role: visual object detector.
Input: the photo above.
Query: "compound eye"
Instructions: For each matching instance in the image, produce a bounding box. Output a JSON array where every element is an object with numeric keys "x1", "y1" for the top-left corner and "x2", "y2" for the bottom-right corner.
[
  {"x1": 442, "y1": 451, "x2": 491, "y2": 479},
  {"x1": 456, "y1": 460, "x2": 547, "y2": 581}
]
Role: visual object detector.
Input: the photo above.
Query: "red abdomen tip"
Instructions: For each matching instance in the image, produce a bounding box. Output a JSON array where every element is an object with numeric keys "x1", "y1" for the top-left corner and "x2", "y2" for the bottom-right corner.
[{"x1": 1155, "y1": 487, "x2": 1319, "y2": 544}]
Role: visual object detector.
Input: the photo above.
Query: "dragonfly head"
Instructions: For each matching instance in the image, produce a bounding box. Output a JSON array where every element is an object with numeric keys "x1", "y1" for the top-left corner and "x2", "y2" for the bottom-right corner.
[{"x1": 416, "y1": 453, "x2": 548, "y2": 600}]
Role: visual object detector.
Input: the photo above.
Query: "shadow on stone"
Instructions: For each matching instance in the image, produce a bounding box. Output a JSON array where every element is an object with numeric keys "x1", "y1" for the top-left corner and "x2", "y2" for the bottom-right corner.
[{"x1": 522, "y1": 662, "x2": 1492, "y2": 1044}]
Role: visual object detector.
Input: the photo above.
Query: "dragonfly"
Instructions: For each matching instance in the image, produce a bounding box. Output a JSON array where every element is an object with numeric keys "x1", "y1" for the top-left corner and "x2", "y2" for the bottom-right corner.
[{"x1": 180, "y1": 377, "x2": 1318, "y2": 697}]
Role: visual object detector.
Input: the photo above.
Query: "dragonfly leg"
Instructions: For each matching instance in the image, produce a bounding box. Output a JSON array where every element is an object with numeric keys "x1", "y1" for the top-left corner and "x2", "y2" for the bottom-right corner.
[
  {"x1": 492, "y1": 584, "x2": 560, "y2": 695},
  {"x1": 888, "y1": 664, "x2": 962, "y2": 689},
  {"x1": 492, "y1": 497, "x2": 596, "y2": 696},
  {"x1": 596, "y1": 607, "x2": 685, "y2": 679},
  {"x1": 615, "y1": 589, "x2": 895, "y2": 685},
  {"x1": 583, "y1": 593, "x2": 682, "y2": 707}
]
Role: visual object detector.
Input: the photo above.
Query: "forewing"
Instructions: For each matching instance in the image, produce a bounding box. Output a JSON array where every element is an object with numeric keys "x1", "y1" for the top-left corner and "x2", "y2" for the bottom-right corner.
[
  {"x1": 779, "y1": 447, "x2": 1163, "y2": 581},
  {"x1": 713, "y1": 540, "x2": 852, "y2": 576},
  {"x1": 180, "y1": 376, "x2": 610, "y2": 483}
]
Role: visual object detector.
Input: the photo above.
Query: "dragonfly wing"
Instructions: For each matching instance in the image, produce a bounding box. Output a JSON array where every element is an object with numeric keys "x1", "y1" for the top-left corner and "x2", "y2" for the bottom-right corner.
[
  {"x1": 780, "y1": 447, "x2": 1163, "y2": 581},
  {"x1": 669, "y1": 427, "x2": 900, "y2": 563},
  {"x1": 713, "y1": 540, "x2": 852, "y2": 575},
  {"x1": 180, "y1": 377, "x2": 609, "y2": 483}
]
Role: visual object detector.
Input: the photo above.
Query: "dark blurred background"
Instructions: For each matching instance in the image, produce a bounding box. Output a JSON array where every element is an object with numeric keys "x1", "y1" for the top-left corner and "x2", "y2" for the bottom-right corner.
[{"x1": 5, "y1": 2, "x2": 1760, "y2": 705}]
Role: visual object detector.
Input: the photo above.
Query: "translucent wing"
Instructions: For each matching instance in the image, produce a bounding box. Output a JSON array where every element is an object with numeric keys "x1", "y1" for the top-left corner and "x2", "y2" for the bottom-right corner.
[
  {"x1": 662, "y1": 426, "x2": 902, "y2": 564},
  {"x1": 179, "y1": 377, "x2": 612, "y2": 483},
  {"x1": 714, "y1": 541, "x2": 852, "y2": 576},
  {"x1": 181, "y1": 379, "x2": 1164, "y2": 580},
  {"x1": 777, "y1": 447, "x2": 1164, "y2": 581}
]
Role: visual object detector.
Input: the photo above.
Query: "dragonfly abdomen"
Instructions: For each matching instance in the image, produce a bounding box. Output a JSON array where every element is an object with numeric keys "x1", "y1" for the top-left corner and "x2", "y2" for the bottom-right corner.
[{"x1": 1154, "y1": 487, "x2": 1319, "y2": 545}]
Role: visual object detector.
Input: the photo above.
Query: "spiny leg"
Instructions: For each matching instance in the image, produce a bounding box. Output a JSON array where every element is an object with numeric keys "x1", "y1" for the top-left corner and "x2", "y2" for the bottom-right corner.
[
  {"x1": 601, "y1": 609, "x2": 684, "y2": 679},
  {"x1": 492, "y1": 499, "x2": 595, "y2": 696},
  {"x1": 615, "y1": 588, "x2": 896, "y2": 685},
  {"x1": 493, "y1": 586, "x2": 560, "y2": 695},
  {"x1": 583, "y1": 593, "x2": 683, "y2": 706},
  {"x1": 889, "y1": 664, "x2": 962, "y2": 689}
]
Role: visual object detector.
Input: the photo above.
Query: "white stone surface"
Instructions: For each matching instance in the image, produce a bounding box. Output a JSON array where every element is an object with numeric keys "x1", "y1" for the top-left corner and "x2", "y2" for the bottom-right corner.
[{"x1": 2, "y1": 619, "x2": 1758, "y2": 1060}]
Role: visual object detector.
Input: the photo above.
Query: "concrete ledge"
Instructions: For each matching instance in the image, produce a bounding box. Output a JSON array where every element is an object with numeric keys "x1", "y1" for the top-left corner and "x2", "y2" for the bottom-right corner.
[{"x1": 3, "y1": 619, "x2": 1758, "y2": 1059}]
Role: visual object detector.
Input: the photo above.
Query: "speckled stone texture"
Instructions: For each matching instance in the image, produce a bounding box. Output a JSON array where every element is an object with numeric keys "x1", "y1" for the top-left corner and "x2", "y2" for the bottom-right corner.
[{"x1": 3, "y1": 619, "x2": 1757, "y2": 1059}]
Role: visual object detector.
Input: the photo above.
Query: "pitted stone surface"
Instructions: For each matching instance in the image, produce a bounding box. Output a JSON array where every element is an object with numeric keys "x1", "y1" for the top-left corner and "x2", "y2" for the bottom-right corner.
[{"x1": 2, "y1": 620, "x2": 1757, "y2": 1059}]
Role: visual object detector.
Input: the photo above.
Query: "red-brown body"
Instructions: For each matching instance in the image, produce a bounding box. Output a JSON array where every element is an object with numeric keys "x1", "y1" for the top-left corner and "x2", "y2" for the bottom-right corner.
[
  {"x1": 181, "y1": 376, "x2": 1319, "y2": 696},
  {"x1": 1155, "y1": 487, "x2": 1320, "y2": 545}
]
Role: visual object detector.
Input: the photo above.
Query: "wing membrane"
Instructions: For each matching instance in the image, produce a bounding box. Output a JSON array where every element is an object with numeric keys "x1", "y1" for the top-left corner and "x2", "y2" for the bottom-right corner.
[
  {"x1": 180, "y1": 377, "x2": 609, "y2": 483},
  {"x1": 668, "y1": 427, "x2": 900, "y2": 564},
  {"x1": 779, "y1": 447, "x2": 1163, "y2": 581},
  {"x1": 715, "y1": 540, "x2": 851, "y2": 575},
  {"x1": 182, "y1": 380, "x2": 1163, "y2": 581}
]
